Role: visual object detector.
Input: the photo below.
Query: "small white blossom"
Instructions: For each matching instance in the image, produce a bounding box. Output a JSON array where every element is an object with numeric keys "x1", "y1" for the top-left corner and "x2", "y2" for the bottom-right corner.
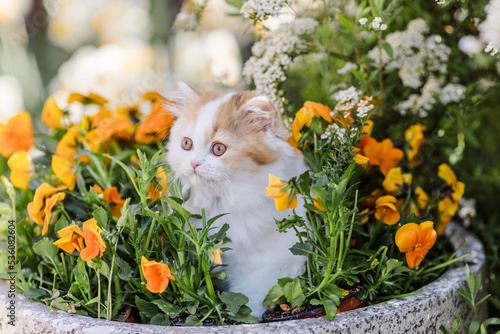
[
  {"x1": 372, "y1": 17, "x2": 382, "y2": 29},
  {"x1": 243, "y1": 17, "x2": 317, "y2": 111},
  {"x1": 435, "y1": 0, "x2": 446, "y2": 4},
  {"x1": 337, "y1": 62, "x2": 358, "y2": 75},
  {"x1": 440, "y1": 83, "x2": 466, "y2": 104},
  {"x1": 458, "y1": 198, "x2": 476, "y2": 227},
  {"x1": 485, "y1": 41, "x2": 499, "y2": 56},
  {"x1": 478, "y1": 0, "x2": 500, "y2": 48},
  {"x1": 241, "y1": 0, "x2": 292, "y2": 21},
  {"x1": 359, "y1": 17, "x2": 368, "y2": 25},
  {"x1": 380, "y1": 24, "x2": 387, "y2": 31}
]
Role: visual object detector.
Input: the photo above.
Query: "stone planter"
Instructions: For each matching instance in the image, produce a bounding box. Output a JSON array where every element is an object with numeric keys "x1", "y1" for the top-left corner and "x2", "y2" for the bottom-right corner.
[{"x1": 0, "y1": 222, "x2": 487, "y2": 334}]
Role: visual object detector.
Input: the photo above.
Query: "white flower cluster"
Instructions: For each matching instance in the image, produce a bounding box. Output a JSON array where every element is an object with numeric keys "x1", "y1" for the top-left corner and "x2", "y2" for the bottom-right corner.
[
  {"x1": 174, "y1": 0, "x2": 207, "y2": 31},
  {"x1": 368, "y1": 19, "x2": 451, "y2": 89},
  {"x1": 359, "y1": 17, "x2": 387, "y2": 31},
  {"x1": 241, "y1": 0, "x2": 292, "y2": 21},
  {"x1": 44, "y1": 0, "x2": 151, "y2": 51},
  {"x1": 397, "y1": 77, "x2": 466, "y2": 117},
  {"x1": 242, "y1": 17, "x2": 317, "y2": 111},
  {"x1": 321, "y1": 123, "x2": 346, "y2": 141},
  {"x1": 485, "y1": 42, "x2": 499, "y2": 56},
  {"x1": 478, "y1": 0, "x2": 500, "y2": 52},
  {"x1": 337, "y1": 62, "x2": 357, "y2": 75}
]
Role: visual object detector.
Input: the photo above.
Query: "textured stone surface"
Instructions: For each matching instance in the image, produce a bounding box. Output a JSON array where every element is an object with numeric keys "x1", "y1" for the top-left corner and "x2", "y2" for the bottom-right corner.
[{"x1": 0, "y1": 222, "x2": 487, "y2": 333}]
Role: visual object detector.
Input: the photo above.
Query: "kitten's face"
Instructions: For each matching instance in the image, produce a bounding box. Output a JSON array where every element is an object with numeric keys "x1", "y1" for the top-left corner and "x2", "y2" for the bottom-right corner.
[{"x1": 166, "y1": 90, "x2": 284, "y2": 194}]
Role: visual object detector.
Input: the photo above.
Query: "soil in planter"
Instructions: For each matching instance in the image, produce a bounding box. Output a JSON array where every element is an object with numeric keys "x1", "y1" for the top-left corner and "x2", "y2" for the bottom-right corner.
[{"x1": 262, "y1": 286, "x2": 363, "y2": 322}]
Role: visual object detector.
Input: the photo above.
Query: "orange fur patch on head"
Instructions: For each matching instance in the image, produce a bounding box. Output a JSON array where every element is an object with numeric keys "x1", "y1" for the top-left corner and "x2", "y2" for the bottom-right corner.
[{"x1": 213, "y1": 92, "x2": 281, "y2": 167}]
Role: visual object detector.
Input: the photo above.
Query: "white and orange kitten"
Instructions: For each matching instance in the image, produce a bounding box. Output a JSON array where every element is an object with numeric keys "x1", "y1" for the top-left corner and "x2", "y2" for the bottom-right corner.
[{"x1": 164, "y1": 83, "x2": 308, "y2": 317}]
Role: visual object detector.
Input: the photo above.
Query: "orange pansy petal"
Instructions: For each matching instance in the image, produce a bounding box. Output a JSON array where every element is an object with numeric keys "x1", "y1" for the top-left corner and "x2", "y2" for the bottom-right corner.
[
  {"x1": 42, "y1": 96, "x2": 64, "y2": 130},
  {"x1": 0, "y1": 111, "x2": 35, "y2": 157},
  {"x1": 8, "y1": 151, "x2": 33, "y2": 190}
]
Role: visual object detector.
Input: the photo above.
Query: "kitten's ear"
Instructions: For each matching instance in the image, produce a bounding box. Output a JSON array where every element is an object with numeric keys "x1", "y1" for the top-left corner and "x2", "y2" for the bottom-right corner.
[
  {"x1": 161, "y1": 81, "x2": 200, "y2": 116},
  {"x1": 240, "y1": 96, "x2": 277, "y2": 132}
]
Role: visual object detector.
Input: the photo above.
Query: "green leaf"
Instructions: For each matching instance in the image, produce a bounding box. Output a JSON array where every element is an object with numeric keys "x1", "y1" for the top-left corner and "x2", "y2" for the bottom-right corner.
[
  {"x1": 480, "y1": 324, "x2": 487, "y2": 334},
  {"x1": 23, "y1": 288, "x2": 48, "y2": 299},
  {"x1": 135, "y1": 296, "x2": 161, "y2": 320},
  {"x1": 33, "y1": 238, "x2": 59, "y2": 263},
  {"x1": 262, "y1": 285, "x2": 285, "y2": 309},
  {"x1": 162, "y1": 197, "x2": 191, "y2": 222},
  {"x1": 92, "y1": 207, "x2": 108, "y2": 227},
  {"x1": 85, "y1": 296, "x2": 100, "y2": 305},
  {"x1": 150, "y1": 313, "x2": 169, "y2": 326},
  {"x1": 225, "y1": 0, "x2": 244, "y2": 9},
  {"x1": 283, "y1": 277, "x2": 304, "y2": 304},
  {"x1": 292, "y1": 295, "x2": 306, "y2": 308},
  {"x1": 440, "y1": 325, "x2": 450, "y2": 334},
  {"x1": 453, "y1": 315, "x2": 461, "y2": 333},
  {"x1": 382, "y1": 42, "x2": 394, "y2": 59},
  {"x1": 220, "y1": 291, "x2": 249, "y2": 315},
  {"x1": 152, "y1": 299, "x2": 180, "y2": 318},
  {"x1": 469, "y1": 320, "x2": 480, "y2": 334},
  {"x1": 337, "y1": 13, "x2": 354, "y2": 33},
  {"x1": 323, "y1": 297, "x2": 338, "y2": 321},
  {"x1": 483, "y1": 317, "x2": 500, "y2": 326},
  {"x1": 289, "y1": 241, "x2": 314, "y2": 256},
  {"x1": 183, "y1": 314, "x2": 201, "y2": 326},
  {"x1": 384, "y1": 258, "x2": 403, "y2": 274},
  {"x1": 54, "y1": 216, "x2": 69, "y2": 233},
  {"x1": 115, "y1": 257, "x2": 133, "y2": 281}
]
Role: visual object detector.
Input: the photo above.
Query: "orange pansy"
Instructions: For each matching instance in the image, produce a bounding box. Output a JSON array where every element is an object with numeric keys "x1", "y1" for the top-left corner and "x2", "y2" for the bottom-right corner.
[
  {"x1": 313, "y1": 195, "x2": 326, "y2": 212},
  {"x1": 27, "y1": 183, "x2": 67, "y2": 235},
  {"x1": 42, "y1": 96, "x2": 64, "y2": 130},
  {"x1": 0, "y1": 111, "x2": 35, "y2": 157},
  {"x1": 80, "y1": 218, "x2": 106, "y2": 261},
  {"x1": 363, "y1": 137, "x2": 404, "y2": 175},
  {"x1": 289, "y1": 106, "x2": 315, "y2": 147},
  {"x1": 303, "y1": 101, "x2": 333, "y2": 123},
  {"x1": 52, "y1": 155, "x2": 76, "y2": 191},
  {"x1": 53, "y1": 225, "x2": 84, "y2": 253},
  {"x1": 395, "y1": 221, "x2": 437, "y2": 268},
  {"x1": 436, "y1": 197, "x2": 459, "y2": 236},
  {"x1": 94, "y1": 185, "x2": 125, "y2": 218},
  {"x1": 374, "y1": 195, "x2": 400, "y2": 225},
  {"x1": 213, "y1": 248, "x2": 223, "y2": 265},
  {"x1": 135, "y1": 99, "x2": 174, "y2": 144},
  {"x1": 7, "y1": 151, "x2": 33, "y2": 190},
  {"x1": 438, "y1": 163, "x2": 465, "y2": 202},
  {"x1": 141, "y1": 256, "x2": 175, "y2": 293},
  {"x1": 56, "y1": 125, "x2": 80, "y2": 162},
  {"x1": 265, "y1": 174, "x2": 297, "y2": 211},
  {"x1": 42, "y1": 192, "x2": 66, "y2": 235}
]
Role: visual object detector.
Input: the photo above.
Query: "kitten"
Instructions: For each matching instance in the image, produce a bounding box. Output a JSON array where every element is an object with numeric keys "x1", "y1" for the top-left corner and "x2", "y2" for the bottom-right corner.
[{"x1": 164, "y1": 83, "x2": 308, "y2": 317}]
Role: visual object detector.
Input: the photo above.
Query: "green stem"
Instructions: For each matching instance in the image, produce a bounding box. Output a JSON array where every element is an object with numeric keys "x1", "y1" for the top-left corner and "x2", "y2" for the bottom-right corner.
[
  {"x1": 107, "y1": 253, "x2": 116, "y2": 320},
  {"x1": 144, "y1": 218, "x2": 157, "y2": 249},
  {"x1": 97, "y1": 269, "x2": 101, "y2": 319},
  {"x1": 378, "y1": 31, "x2": 384, "y2": 114}
]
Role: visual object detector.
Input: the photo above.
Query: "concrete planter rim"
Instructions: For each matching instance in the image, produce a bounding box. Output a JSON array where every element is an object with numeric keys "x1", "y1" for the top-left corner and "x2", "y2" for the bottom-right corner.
[{"x1": 0, "y1": 222, "x2": 486, "y2": 334}]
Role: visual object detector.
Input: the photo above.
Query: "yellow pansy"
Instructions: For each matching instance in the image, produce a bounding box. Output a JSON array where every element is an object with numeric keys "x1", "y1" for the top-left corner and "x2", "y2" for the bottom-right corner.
[
  {"x1": 382, "y1": 167, "x2": 412, "y2": 194},
  {"x1": 52, "y1": 155, "x2": 76, "y2": 191},
  {"x1": 7, "y1": 151, "x2": 33, "y2": 190},
  {"x1": 42, "y1": 96, "x2": 64, "y2": 130},
  {"x1": 265, "y1": 174, "x2": 297, "y2": 211}
]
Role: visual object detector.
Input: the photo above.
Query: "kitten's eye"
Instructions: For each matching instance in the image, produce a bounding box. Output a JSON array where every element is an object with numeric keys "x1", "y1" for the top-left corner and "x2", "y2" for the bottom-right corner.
[
  {"x1": 211, "y1": 142, "x2": 227, "y2": 156},
  {"x1": 182, "y1": 137, "x2": 193, "y2": 151}
]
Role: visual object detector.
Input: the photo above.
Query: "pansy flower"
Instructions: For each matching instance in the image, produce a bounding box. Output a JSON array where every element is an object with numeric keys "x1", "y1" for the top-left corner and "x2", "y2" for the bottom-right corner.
[
  {"x1": 265, "y1": 174, "x2": 297, "y2": 211},
  {"x1": 94, "y1": 185, "x2": 125, "y2": 218},
  {"x1": 27, "y1": 183, "x2": 67, "y2": 235},
  {"x1": 362, "y1": 137, "x2": 404, "y2": 175},
  {"x1": 382, "y1": 167, "x2": 412, "y2": 194},
  {"x1": 7, "y1": 151, "x2": 33, "y2": 190},
  {"x1": 68, "y1": 92, "x2": 109, "y2": 105},
  {"x1": 42, "y1": 96, "x2": 64, "y2": 130},
  {"x1": 438, "y1": 163, "x2": 465, "y2": 202},
  {"x1": 80, "y1": 218, "x2": 106, "y2": 261},
  {"x1": 374, "y1": 195, "x2": 400, "y2": 225},
  {"x1": 213, "y1": 248, "x2": 223, "y2": 265},
  {"x1": 395, "y1": 221, "x2": 437, "y2": 268},
  {"x1": 141, "y1": 256, "x2": 175, "y2": 293},
  {"x1": 52, "y1": 155, "x2": 77, "y2": 191},
  {"x1": 53, "y1": 225, "x2": 85, "y2": 254},
  {"x1": 289, "y1": 106, "x2": 314, "y2": 148},
  {"x1": 405, "y1": 123, "x2": 426, "y2": 168},
  {"x1": 411, "y1": 186, "x2": 429, "y2": 216},
  {"x1": 135, "y1": 98, "x2": 174, "y2": 144},
  {"x1": 0, "y1": 112, "x2": 35, "y2": 157}
]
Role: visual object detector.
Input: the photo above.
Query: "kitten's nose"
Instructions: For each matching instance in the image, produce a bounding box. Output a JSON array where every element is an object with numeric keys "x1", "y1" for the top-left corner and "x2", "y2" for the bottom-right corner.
[{"x1": 191, "y1": 161, "x2": 200, "y2": 170}]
